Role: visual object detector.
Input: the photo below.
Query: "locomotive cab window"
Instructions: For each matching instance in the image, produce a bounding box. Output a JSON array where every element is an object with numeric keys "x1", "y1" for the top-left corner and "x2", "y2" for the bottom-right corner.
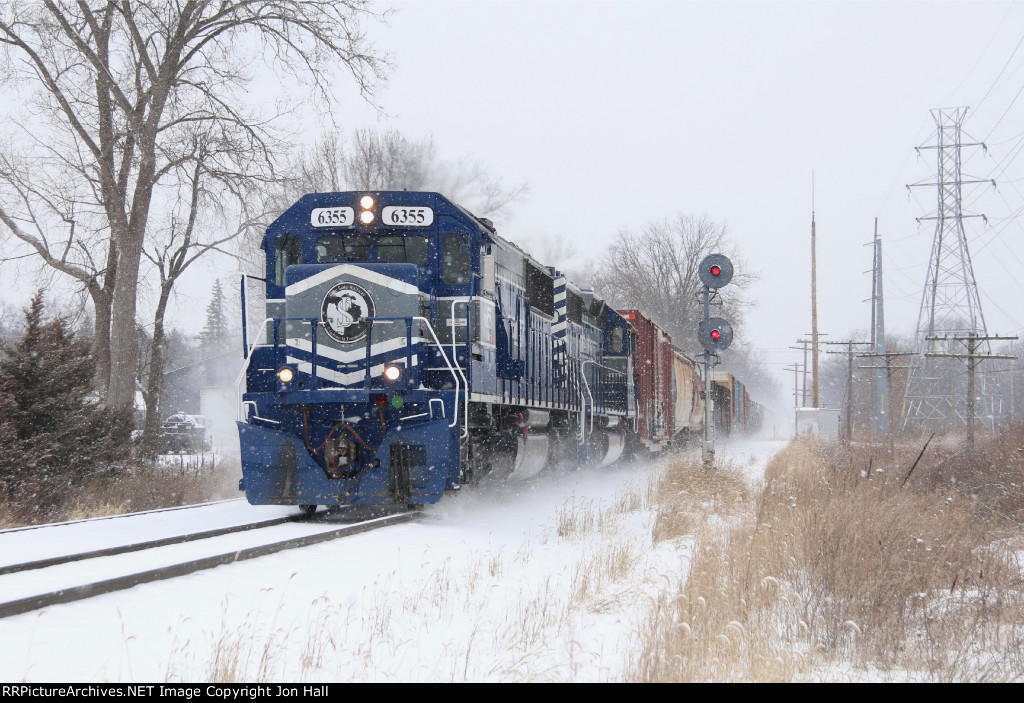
[
  {"x1": 377, "y1": 235, "x2": 429, "y2": 265},
  {"x1": 317, "y1": 235, "x2": 369, "y2": 263},
  {"x1": 274, "y1": 235, "x2": 302, "y2": 286},
  {"x1": 442, "y1": 232, "x2": 472, "y2": 285}
]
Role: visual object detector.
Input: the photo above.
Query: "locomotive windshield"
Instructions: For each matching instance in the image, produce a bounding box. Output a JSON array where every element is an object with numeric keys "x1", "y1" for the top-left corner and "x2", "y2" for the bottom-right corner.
[
  {"x1": 377, "y1": 235, "x2": 429, "y2": 265},
  {"x1": 317, "y1": 235, "x2": 369, "y2": 262},
  {"x1": 316, "y1": 234, "x2": 429, "y2": 265}
]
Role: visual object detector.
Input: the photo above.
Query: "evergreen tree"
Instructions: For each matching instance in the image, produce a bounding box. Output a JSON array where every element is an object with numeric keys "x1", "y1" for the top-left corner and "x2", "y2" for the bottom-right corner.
[
  {"x1": 0, "y1": 291, "x2": 133, "y2": 514},
  {"x1": 199, "y1": 279, "x2": 230, "y2": 354}
]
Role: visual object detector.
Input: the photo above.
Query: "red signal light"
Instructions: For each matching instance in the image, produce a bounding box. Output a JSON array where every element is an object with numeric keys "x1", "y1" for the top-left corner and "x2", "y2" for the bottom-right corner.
[
  {"x1": 710, "y1": 329, "x2": 721, "y2": 340},
  {"x1": 710, "y1": 265, "x2": 721, "y2": 276}
]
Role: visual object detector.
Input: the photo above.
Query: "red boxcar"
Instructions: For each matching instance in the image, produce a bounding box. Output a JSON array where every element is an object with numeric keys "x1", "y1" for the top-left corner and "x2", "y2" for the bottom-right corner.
[{"x1": 619, "y1": 310, "x2": 703, "y2": 451}]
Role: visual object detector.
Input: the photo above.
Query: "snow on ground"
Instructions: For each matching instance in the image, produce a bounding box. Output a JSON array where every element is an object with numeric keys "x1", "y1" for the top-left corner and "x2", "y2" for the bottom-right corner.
[
  {"x1": 0, "y1": 500, "x2": 294, "y2": 568},
  {"x1": 0, "y1": 439, "x2": 786, "y2": 683}
]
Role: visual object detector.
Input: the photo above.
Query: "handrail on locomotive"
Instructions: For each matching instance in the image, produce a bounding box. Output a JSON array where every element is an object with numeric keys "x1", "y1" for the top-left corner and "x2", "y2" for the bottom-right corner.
[{"x1": 236, "y1": 311, "x2": 468, "y2": 437}]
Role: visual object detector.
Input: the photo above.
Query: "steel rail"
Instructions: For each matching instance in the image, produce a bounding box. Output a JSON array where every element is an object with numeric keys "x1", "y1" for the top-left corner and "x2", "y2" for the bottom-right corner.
[
  {"x1": 0, "y1": 514, "x2": 301, "y2": 576},
  {"x1": 0, "y1": 510, "x2": 424, "y2": 620},
  {"x1": 0, "y1": 498, "x2": 244, "y2": 536}
]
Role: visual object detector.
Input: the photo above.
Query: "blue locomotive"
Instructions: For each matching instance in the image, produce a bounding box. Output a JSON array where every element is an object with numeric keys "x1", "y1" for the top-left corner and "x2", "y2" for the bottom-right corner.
[{"x1": 237, "y1": 191, "x2": 639, "y2": 509}]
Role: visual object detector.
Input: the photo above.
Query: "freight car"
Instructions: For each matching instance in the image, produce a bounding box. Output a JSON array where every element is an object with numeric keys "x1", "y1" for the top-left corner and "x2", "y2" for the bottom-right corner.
[
  {"x1": 711, "y1": 370, "x2": 756, "y2": 436},
  {"x1": 619, "y1": 311, "x2": 758, "y2": 442},
  {"x1": 618, "y1": 309, "x2": 704, "y2": 451}
]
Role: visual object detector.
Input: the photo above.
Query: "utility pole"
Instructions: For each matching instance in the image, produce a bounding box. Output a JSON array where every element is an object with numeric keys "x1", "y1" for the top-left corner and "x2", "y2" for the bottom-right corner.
[
  {"x1": 924, "y1": 333, "x2": 1017, "y2": 448},
  {"x1": 811, "y1": 176, "x2": 820, "y2": 408},
  {"x1": 870, "y1": 220, "x2": 887, "y2": 435},
  {"x1": 824, "y1": 340, "x2": 873, "y2": 441},
  {"x1": 1011, "y1": 343, "x2": 1017, "y2": 423},
  {"x1": 791, "y1": 339, "x2": 812, "y2": 406},
  {"x1": 858, "y1": 351, "x2": 917, "y2": 437},
  {"x1": 783, "y1": 363, "x2": 802, "y2": 434}
]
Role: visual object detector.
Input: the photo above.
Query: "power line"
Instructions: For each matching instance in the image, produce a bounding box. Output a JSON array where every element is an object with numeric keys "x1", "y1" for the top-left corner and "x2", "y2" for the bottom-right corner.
[
  {"x1": 973, "y1": 12, "x2": 1024, "y2": 113},
  {"x1": 983, "y1": 80, "x2": 1024, "y2": 142}
]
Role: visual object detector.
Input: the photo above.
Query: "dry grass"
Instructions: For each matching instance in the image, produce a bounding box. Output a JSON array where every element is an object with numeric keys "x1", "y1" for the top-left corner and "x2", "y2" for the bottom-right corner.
[
  {"x1": 630, "y1": 435, "x2": 1024, "y2": 682},
  {"x1": 651, "y1": 450, "x2": 751, "y2": 544},
  {"x1": 91, "y1": 431, "x2": 1024, "y2": 682},
  {"x1": 0, "y1": 454, "x2": 242, "y2": 527}
]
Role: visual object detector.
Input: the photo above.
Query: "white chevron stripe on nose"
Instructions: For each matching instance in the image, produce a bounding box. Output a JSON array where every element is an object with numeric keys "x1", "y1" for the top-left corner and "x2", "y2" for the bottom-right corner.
[
  {"x1": 288, "y1": 358, "x2": 420, "y2": 386},
  {"x1": 287, "y1": 335, "x2": 427, "y2": 363},
  {"x1": 285, "y1": 263, "x2": 419, "y2": 296}
]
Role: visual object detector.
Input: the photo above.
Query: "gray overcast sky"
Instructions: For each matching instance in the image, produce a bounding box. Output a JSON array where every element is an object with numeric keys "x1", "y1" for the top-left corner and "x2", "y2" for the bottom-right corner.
[
  {"x1": 7, "y1": 1, "x2": 1021, "y2": 408},
  {"x1": 312, "y1": 0, "x2": 1024, "y2": 401}
]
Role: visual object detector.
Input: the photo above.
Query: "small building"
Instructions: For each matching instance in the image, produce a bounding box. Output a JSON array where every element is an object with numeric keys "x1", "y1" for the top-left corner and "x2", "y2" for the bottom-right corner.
[{"x1": 795, "y1": 407, "x2": 840, "y2": 439}]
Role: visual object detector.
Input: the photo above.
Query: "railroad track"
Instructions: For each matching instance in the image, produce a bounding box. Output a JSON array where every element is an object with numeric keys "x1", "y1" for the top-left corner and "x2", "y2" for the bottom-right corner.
[{"x1": 0, "y1": 502, "x2": 423, "y2": 619}]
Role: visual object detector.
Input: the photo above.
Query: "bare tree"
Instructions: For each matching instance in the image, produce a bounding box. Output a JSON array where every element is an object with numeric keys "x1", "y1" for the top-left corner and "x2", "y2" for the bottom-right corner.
[
  {"x1": 430, "y1": 156, "x2": 528, "y2": 219},
  {"x1": 289, "y1": 127, "x2": 528, "y2": 219},
  {"x1": 342, "y1": 127, "x2": 436, "y2": 192},
  {"x1": 588, "y1": 214, "x2": 752, "y2": 357},
  {"x1": 0, "y1": 147, "x2": 117, "y2": 392},
  {"x1": 136, "y1": 132, "x2": 270, "y2": 454},
  {"x1": 0, "y1": 1, "x2": 389, "y2": 411},
  {"x1": 516, "y1": 231, "x2": 585, "y2": 274}
]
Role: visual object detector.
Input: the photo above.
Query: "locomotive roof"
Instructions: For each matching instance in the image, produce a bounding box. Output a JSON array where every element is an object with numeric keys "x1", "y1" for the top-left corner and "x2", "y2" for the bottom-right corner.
[
  {"x1": 262, "y1": 190, "x2": 608, "y2": 316},
  {"x1": 261, "y1": 190, "x2": 496, "y2": 250}
]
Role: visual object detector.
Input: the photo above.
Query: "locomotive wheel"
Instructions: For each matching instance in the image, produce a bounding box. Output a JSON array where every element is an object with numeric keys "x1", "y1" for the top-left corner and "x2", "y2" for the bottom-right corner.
[{"x1": 299, "y1": 504, "x2": 318, "y2": 516}]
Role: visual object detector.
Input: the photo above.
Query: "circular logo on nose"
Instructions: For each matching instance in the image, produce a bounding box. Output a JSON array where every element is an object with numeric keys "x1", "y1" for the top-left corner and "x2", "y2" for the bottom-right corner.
[{"x1": 321, "y1": 282, "x2": 375, "y2": 343}]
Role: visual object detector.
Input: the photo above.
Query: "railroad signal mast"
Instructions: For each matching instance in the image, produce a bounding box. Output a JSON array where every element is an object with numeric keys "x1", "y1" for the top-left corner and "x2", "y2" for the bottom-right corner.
[{"x1": 697, "y1": 254, "x2": 734, "y2": 468}]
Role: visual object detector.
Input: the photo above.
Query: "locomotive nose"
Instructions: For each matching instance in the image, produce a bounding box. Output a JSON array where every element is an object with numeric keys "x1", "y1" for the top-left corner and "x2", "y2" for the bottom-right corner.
[{"x1": 283, "y1": 262, "x2": 421, "y2": 389}]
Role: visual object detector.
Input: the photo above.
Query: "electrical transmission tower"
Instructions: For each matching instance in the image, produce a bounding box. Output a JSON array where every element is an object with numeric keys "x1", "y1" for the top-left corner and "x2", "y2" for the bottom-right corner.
[{"x1": 902, "y1": 107, "x2": 996, "y2": 430}]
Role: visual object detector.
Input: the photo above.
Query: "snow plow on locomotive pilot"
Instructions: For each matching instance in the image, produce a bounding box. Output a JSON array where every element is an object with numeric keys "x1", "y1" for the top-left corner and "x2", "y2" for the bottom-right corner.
[{"x1": 236, "y1": 191, "x2": 642, "y2": 510}]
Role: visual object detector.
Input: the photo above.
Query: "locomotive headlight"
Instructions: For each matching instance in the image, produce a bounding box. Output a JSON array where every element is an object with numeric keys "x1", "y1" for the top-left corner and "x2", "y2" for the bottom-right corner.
[
  {"x1": 276, "y1": 364, "x2": 298, "y2": 393},
  {"x1": 359, "y1": 210, "x2": 375, "y2": 224},
  {"x1": 360, "y1": 195, "x2": 375, "y2": 209},
  {"x1": 381, "y1": 362, "x2": 406, "y2": 388}
]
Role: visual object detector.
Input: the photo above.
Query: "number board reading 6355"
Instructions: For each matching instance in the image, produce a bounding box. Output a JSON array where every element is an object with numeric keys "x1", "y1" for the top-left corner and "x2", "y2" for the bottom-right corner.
[{"x1": 382, "y1": 206, "x2": 433, "y2": 226}]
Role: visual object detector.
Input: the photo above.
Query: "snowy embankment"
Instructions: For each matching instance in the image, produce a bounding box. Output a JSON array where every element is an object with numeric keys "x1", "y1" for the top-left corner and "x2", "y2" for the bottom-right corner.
[{"x1": 0, "y1": 440, "x2": 785, "y2": 682}]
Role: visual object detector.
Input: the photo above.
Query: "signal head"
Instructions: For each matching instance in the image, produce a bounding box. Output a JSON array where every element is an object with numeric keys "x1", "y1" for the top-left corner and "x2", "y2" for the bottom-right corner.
[
  {"x1": 698, "y1": 254, "x2": 734, "y2": 288},
  {"x1": 698, "y1": 317, "x2": 734, "y2": 352}
]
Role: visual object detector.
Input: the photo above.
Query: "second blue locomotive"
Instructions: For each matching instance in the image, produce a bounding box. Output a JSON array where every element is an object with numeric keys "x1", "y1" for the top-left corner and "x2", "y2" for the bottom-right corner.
[{"x1": 237, "y1": 191, "x2": 639, "y2": 509}]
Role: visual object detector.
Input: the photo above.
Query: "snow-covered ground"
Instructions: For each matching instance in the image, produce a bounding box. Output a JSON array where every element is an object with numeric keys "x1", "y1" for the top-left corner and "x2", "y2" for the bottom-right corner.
[{"x1": 0, "y1": 439, "x2": 786, "y2": 683}]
